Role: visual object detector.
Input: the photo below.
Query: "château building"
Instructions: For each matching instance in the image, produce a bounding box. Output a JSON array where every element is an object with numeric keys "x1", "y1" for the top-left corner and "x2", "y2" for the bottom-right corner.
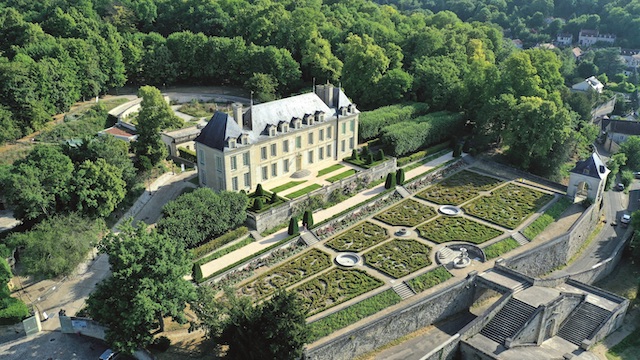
[{"x1": 194, "y1": 84, "x2": 359, "y2": 192}]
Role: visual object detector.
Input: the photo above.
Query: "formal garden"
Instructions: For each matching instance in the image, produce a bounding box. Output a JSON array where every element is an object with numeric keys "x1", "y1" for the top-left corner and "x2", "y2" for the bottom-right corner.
[
  {"x1": 417, "y1": 216, "x2": 504, "y2": 244},
  {"x1": 416, "y1": 170, "x2": 502, "y2": 205},
  {"x1": 293, "y1": 268, "x2": 384, "y2": 315},
  {"x1": 240, "y1": 249, "x2": 332, "y2": 299},
  {"x1": 373, "y1": 199, "x2": 437, "y2": 227},
  {"x1": 463, "y1": 183, "x2": 554, "y2": 229},
  {"x1": 364, "y1": 239, "x2": 432, "y2": 278},
  {"x1": 325, "y1": 221, "x2": 389, "y2": 252}
]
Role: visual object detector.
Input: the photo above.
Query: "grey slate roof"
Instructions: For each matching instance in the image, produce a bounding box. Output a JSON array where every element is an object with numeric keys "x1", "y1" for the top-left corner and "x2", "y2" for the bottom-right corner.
[
  {"x1": 570, "y1": 153, "x2": 608, "y2": 180},
  {"x1": 195, "y1": 89, "x2": 356, "y2": 151},
  {"x1": 607, "y1": 120, "x2": 640, "y2": 136}
]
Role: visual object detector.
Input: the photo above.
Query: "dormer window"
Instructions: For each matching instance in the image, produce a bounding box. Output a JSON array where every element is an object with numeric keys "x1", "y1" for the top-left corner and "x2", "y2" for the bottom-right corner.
[
  {"x1": 239, "y1": 133, "x2": 249, "y2": 145},
  {"x1": 340, "y1": 106, "x2": 348, "y2": 116},
  {"x1": 279, "y1": 121, "x2": 289, "y2": 133},
  {"x1": 347, "y1": 104, "x2": 355, "y2": 113},
  {"x1": 304, "y1": 114, "x2": 314, "y2": 126},
  {"x1": 291, "y1": 117, "x2": 302, "y2": 129},
  {"x1": 228, "y1": 137, "x2": 237, "y2": 149},
  {"x1": 315, "y1": 111, "x2": 325, "y2": 122},
  {"x1": 267, "y1": 125, "x2": 277, "y2": 137}
]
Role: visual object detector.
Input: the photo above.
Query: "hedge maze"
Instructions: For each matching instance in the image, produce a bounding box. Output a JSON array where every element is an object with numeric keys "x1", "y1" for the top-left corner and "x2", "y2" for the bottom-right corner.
[
  {"x1": 417, "y1": 216, "x2": 503, "y2": 244},
  {"x1": 373, "y1": 199, "x2": 437, "y2": 227},
  {"x1": 325, "y1": 221, "x2": 389, "y2": 252},
  {"x1": 416, "y1": 170, "x2": 502, "y2": 205},
  {"x1": 364, "y1": 239, "x2": 432, "y2": 278}
]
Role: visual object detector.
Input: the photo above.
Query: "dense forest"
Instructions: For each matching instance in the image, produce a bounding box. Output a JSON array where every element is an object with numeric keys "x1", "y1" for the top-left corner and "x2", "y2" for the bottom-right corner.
[{"x1": 0, "y1": 0, "x2": 627, "y2": 177}]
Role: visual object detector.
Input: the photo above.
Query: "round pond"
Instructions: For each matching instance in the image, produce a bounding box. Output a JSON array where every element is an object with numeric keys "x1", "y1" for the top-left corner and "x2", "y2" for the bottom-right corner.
[
  {"x1": 335, "y1": 253, "x2": 362, "y2": 267},
  {"x1": 439, "y1": 205, "x2": 462, "y2": 216}
]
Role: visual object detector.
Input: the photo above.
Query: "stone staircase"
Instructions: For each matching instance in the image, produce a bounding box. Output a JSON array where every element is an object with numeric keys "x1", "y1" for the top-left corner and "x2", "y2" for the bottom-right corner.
[
  {"x1": 437, "y1": 247, "x2": 456, "y2": 264},
  {"x1": 557, "y1": 302, "x2": 611, "y2": 345},
  {"x1": 512, "y1": 232, "x2": 529, "y2": 245},
  {"x1": 480, "y1": 298, "x2": 537, "y2": 345},
  {"x1": 392, "y1": 282, "x2": 416, "y2": 300},
  {"x1": 396, "y1": 186, "x2": 412, "y2": 198},
  {"x1": 300, "y1": 231, "x2": 319, "y2": 246}
]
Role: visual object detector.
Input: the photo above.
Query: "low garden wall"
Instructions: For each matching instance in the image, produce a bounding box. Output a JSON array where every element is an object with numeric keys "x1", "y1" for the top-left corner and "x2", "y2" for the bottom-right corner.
[
  {"x1": 304, "y1": 274, "x2": 477, "y2": 360},
  {"x1": 247, "y1": 158, "x2": 397, "y2": 233}
]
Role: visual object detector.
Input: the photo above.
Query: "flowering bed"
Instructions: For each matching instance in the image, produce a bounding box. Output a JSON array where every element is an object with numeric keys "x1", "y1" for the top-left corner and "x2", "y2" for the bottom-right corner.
[
  {"x1": 416, "y1": 170, "x2": 502, "y2": 205},
  {"x1": 364, "y1": 239, "x2": 432, "y2": 278},
  {"x1": 417, "y1": 216, "x2": 503, "y2": 244},
  {"x1": 325, "y1": 221, "x2": 389, "y2": 252},
  {"x1": 373, "y1": 199, "x2": 437, "y2": 227},
  {"x1": 315, "y1": 192, "x2": 402, "y2": 240},
  {"x1": 294, "y1": 268, "x2": 384, "y2": 315},
  {"x1": 239, "y1": 248, "x2": 332, "y2": 298},
  {"x1": 463, "y1": 183, "x2": 553, "y2": 229}
]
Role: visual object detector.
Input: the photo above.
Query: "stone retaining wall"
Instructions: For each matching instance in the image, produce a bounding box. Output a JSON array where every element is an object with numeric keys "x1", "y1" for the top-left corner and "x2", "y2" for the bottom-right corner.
[{"x1": 247, "y1": 158, "x2": 396, "y2": 233}]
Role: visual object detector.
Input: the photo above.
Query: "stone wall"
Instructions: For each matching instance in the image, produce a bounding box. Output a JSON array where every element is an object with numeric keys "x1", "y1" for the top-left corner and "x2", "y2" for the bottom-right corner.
[
  {"x1": 59, "y1": 316, "x2": 106, "y2": 340},
  {"x1": 247, "y1": 158, "x2": 396, "y2": 232},
  {"x1": 420, "y1": 334, "x2": 460, "y2": 360},
  {"x1": 503, "y1": 204, "x2": 598, "y2": 277},
  {"x1": 304, "y1": 275, "x2": 477, "y2": 360}
]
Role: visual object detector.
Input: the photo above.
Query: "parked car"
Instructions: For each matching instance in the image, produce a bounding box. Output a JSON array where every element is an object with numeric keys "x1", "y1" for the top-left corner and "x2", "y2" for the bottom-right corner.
[
  {"x1": 621, "y1": 214, "x2": 631, "y2": 227},
  {"x1": 99, "y1": 349, "x2": 118, "y2": 360},
  {"x1": 634, "y1": 172, "x2": 640, "y2": 179},
  {"x1": 616, "y1": 183, "x2": 625, "y2": 191}
]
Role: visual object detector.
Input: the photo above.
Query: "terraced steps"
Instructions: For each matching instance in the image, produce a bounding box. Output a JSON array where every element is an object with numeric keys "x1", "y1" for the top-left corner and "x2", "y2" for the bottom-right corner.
[
  {"x1": 393, "y1": 282, "x2": 416, "y2": 300},
  {"x1": 301, "y1": 231, "x2": 319, "y2": 246},
  {"x1": 558, "y1": 302, "x2": 611, "y2": 346},
  {"x1": 512, "y1": 232, "x2": 529, "y2": 245},
  {"x1": 480, "y1": 298, "x2": 537, "y2": 345}
]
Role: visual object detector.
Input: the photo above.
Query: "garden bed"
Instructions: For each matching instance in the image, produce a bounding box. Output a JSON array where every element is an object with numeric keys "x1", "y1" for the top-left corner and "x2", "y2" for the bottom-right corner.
[
  {"x1": 373, "y1": 199, "x2": 436, "y2": 227},
  {"x1": 483, "y1": 237, "x2": 520, "y2": 259},
  {"x1": 522, "y1": 197, "x2": 572, "y2": 240},
  {"x1": 417, "y1": 216, "x2": 503, "y2": 244},
  {"x1": 308, "y1": 289, "x2": 401, "y2": 341},
  {"x1": 416, "y1": 170, "x2": 502, "y2": 205},
  {"x1": 239, "y1": 248, "x2": 332, "y2": 298},
  {"x1": 294, "y1": 268, "x2": 384, "y2": 315},
  {"x1": 463, "y1": 183, "x2": 553, "y2": 229},
  {"x1": 364, "y1": 239, "x2": 432, "y2": 278},
  {"x1": 407, "y1": 266, "x2": 453, "y2": 293},
  {"x1": 248, "y1": 190, "x2": 287, "y2": 212},
  {"x1": 325, "y1": 221, "x2": 389, "y2": 252}
]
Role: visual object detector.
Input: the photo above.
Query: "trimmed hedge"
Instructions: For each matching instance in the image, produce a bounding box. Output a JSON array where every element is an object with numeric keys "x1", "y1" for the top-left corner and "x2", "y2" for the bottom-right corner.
[
  {"x1": 407, "y1": 266, "x2": 453, "y2": 293},
  {"x1": 417, "y1": 216, "x2": 503, "y2": 244},
  {"x1": 374, "y1": 199, "x2": 436, "y2": 227},
  {"x1": 359, "y1": 103, "x2": 430, "y2": 141},
  {"x1": 308, "y1": 289, "x2": 401, "y2": 341},
  {"x1": 397, "y1": 142, "x2": 450, "y2": 167},
  {"x1": 294, "y1": 268, "x2": 384, "y2": 315},
  {"x1": 364, "y1": 239, "x2": 432, "y2": 278},
  {"x1": 416, "y1": 170, "x2": 502, "y2": 205},
  {"x1": 177, "y1": 147, "x2": 197, "y2": 162},
  {"x1": 380, "y1": 111, "x2": 465, "y2": 156},
  {"x1": 325, "y1": 221, "x2": 389, "y2": 252},
  {"x1": 191, "y1": 227, "x2": 249, "y2": 260},
  {"x1": 195, "y1": 236, "x2": 255, "y2": 265},
  {"x1": 523, "y1": 197, "x2": 572, "y2": 240}
]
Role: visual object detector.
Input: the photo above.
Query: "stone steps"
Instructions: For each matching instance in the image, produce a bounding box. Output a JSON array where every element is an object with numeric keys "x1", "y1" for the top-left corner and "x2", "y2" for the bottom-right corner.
[
  {"x1": 392, "y1": 282, "x2": 416, "y2": 300},
  {"x1": 512, "y1": 232, "x2": 529, "y2": 245},
  {"x1": 480, "y1": 298, "x2": 537, "y2": 345},
  {"x1": 300, "y1": 232, "x2": 319, "y2": 246},
  {"x1": 558, "y1": 302, "x2": 611, "y2": 345},
  {"x1": 437, "y1": 247, "x2": 456, "y2": 263}
]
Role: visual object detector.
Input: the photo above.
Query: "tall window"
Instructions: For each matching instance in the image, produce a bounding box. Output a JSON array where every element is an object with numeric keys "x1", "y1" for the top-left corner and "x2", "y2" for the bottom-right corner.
[
  {"x1": 270, "y1": 143, "x2": 277, "y2": 157},
  {"x1": 231, "y1": 156, "x2": 237, "y2": 170},
  {"x1": 308, "y1": 150, "x2": 314, "y2": 164},
  {"x1": 198, "y1": 149, "x2": 204, "y2": 165},
  {"x1": 350, "y1": 137, "x2": 354, "y2": 149},
  {"x1": 327, "y1": 126, "x2": 332, "y2": 139},
  {"x1": 243, "y1": 152, "x2": 249, "y2": 166},
  {"x1": 342, "y1": 123, "x2": 346, "y2": 134},
  {"x1": 283, "y1": 140, "x2": 289, "y2": 153},
  {"x1": 350, "y1": 120, "x2": 355, "y2": 132},
  {"x1": 232, "y1": 177, "x2": 238, "y2": 191},
  {"x1": 319, "y1": 129, "x2": 324, "y2": 141},
  {"x1": 262, "y1": 166, "x2": 268, "y2": 180},
  {"x1": 261, "y1": 146, "x2": 267, "y2": 160},
  {"x1": 319, "y1": 147, "x2": 324, "y2": 160},
  {"x1": 296, "y1": 136, "x2": 301, "y2": 149},
  {"x1": 244, "y1": 172, "x2": 250, "y2": 187},
  {"x1": 341, "y1": 140, "x2": 345, "y2": 152},
  {"x1": 283, "y1": 159, "x2": 289, "y2": 173},
  {"x1": 327, "y1": 144, "x2": 332, "y2": 157},
  {"x1": 308, "y1": 132, "x2": 314, "y2": 145},
  {"x1": 271, "y1": 163, "x2": 277, "y2": 177},
  {"x1": 216, "y1": 157, "x2": 222, "y2": 172}
]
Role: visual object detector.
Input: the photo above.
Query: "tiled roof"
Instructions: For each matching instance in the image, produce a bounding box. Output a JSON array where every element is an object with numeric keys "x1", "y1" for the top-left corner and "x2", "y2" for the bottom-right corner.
[{"x1": 570, "y1": 153, "x2": 608, "y2": 180}]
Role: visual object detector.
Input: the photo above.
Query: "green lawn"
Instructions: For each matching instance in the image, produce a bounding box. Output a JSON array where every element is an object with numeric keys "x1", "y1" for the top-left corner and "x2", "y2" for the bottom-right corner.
[
  {"x1": 326, "y1": 169, "x2": 357, "y2": 183},
  {"x1": 318, "y1": 164, "x2": 345, "y2": 176},
  {"x1": 607, "y1": 328, "x2": 640, "y2": 360},
  {"x1": 284, "y1": 184, "x2": 322, "y2": 199},
  {"x1": 270, "y1": 180, "x2": 307, "y2": 193},
  {"x1": 523, "y1": 197, "x2": 572, "y2": 240},
  {"x1": 408, "y1": 266, "x2": 453, "y2": 293},
  {"x1": 483, "y1": 237, "x2": 520, "y2": 259}
]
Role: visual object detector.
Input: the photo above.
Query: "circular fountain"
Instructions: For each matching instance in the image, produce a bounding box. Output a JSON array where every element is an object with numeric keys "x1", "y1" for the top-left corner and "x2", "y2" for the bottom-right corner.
[
  {"x1": 453, "y1": 248, "x2": 471, "y2": 268},
  {"x1": 335, "y1": 253, "x2": 362, "y2": 267},
  {"x1": 439, "y1": 205, "x2": 462, "y2": 216},
  {"x1": 395, "y1": 228, "x2": 411, "y2": 237}
]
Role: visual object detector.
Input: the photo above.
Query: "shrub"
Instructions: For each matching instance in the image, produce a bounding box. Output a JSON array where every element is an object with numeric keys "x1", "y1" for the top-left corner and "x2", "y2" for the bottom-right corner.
[
  {"x1": 469, "y1": 148, "x2": 477, "y2": 156},
  {"x1": 408, "y1": 266, "x2": 452, "y2": 293},
  {"x1": 0, "y1": 297, "x2": 30, "y2": 325},
  {"x1": 192, "y1": 263, "x2": 203, "y2": 282},
  {"x1": 195, "y1": 236, "x2": 254, "y2": 265},
  {"x1": 270, "y1": 192, "x2": 279, "y2": 204},
  {"x1": 453, "y1": 144, "x2": 462, "y2": 157},
  {"x1": 361, "y1": 146, "x2": 370, "y2": 158},
  {"x1": 366, "y1": 153, "x2": 374, "y2": 164},
  {"x1": 462, "y1": 139, "x2": 471, "y2": 153},
  {"x1": 302, "y1": 210, "x2": 314, "y2": 228},
  {"x1": 255, "y1": 184, "x2": 265, "y2": 196},
  {"x1": 396, "y1": 168, "x2": 405, "y2": 185},
  {"x1": 288, "y1": 217, "x2": 299, "y2": 235},
  {"x1": 191, "y1": 227, "x2": 249, "y2": 259},
  {"x1": 153, "y1": 336, "x2": 171, "y2": 352},
  {"x1": 621, "y1": 170, "x2": 634, "y2": 188},
  {"x1": 484, "y1": 237, "x2": 520, "y2": 259},
  {"x1": 384, "y1": 173, "x2": 395, "y2": 189},
  {"x1": 253, "y1": 197, "x2": 263, "y2": 211},
  {"x1": 359, "y1": 103, "x2": 431, "y2": 141},
  {"x1": 351, "y1": 149, "x2": 359, "y2": 160},
  {"x1": 377, "y1": 149, "x2": 385, "y2": 161}
]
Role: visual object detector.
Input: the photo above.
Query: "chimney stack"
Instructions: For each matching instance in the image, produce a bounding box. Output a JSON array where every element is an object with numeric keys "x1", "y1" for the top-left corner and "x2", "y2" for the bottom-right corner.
[{"x1": 232, "y1": 103, "x2": 243, "y2": 128}]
